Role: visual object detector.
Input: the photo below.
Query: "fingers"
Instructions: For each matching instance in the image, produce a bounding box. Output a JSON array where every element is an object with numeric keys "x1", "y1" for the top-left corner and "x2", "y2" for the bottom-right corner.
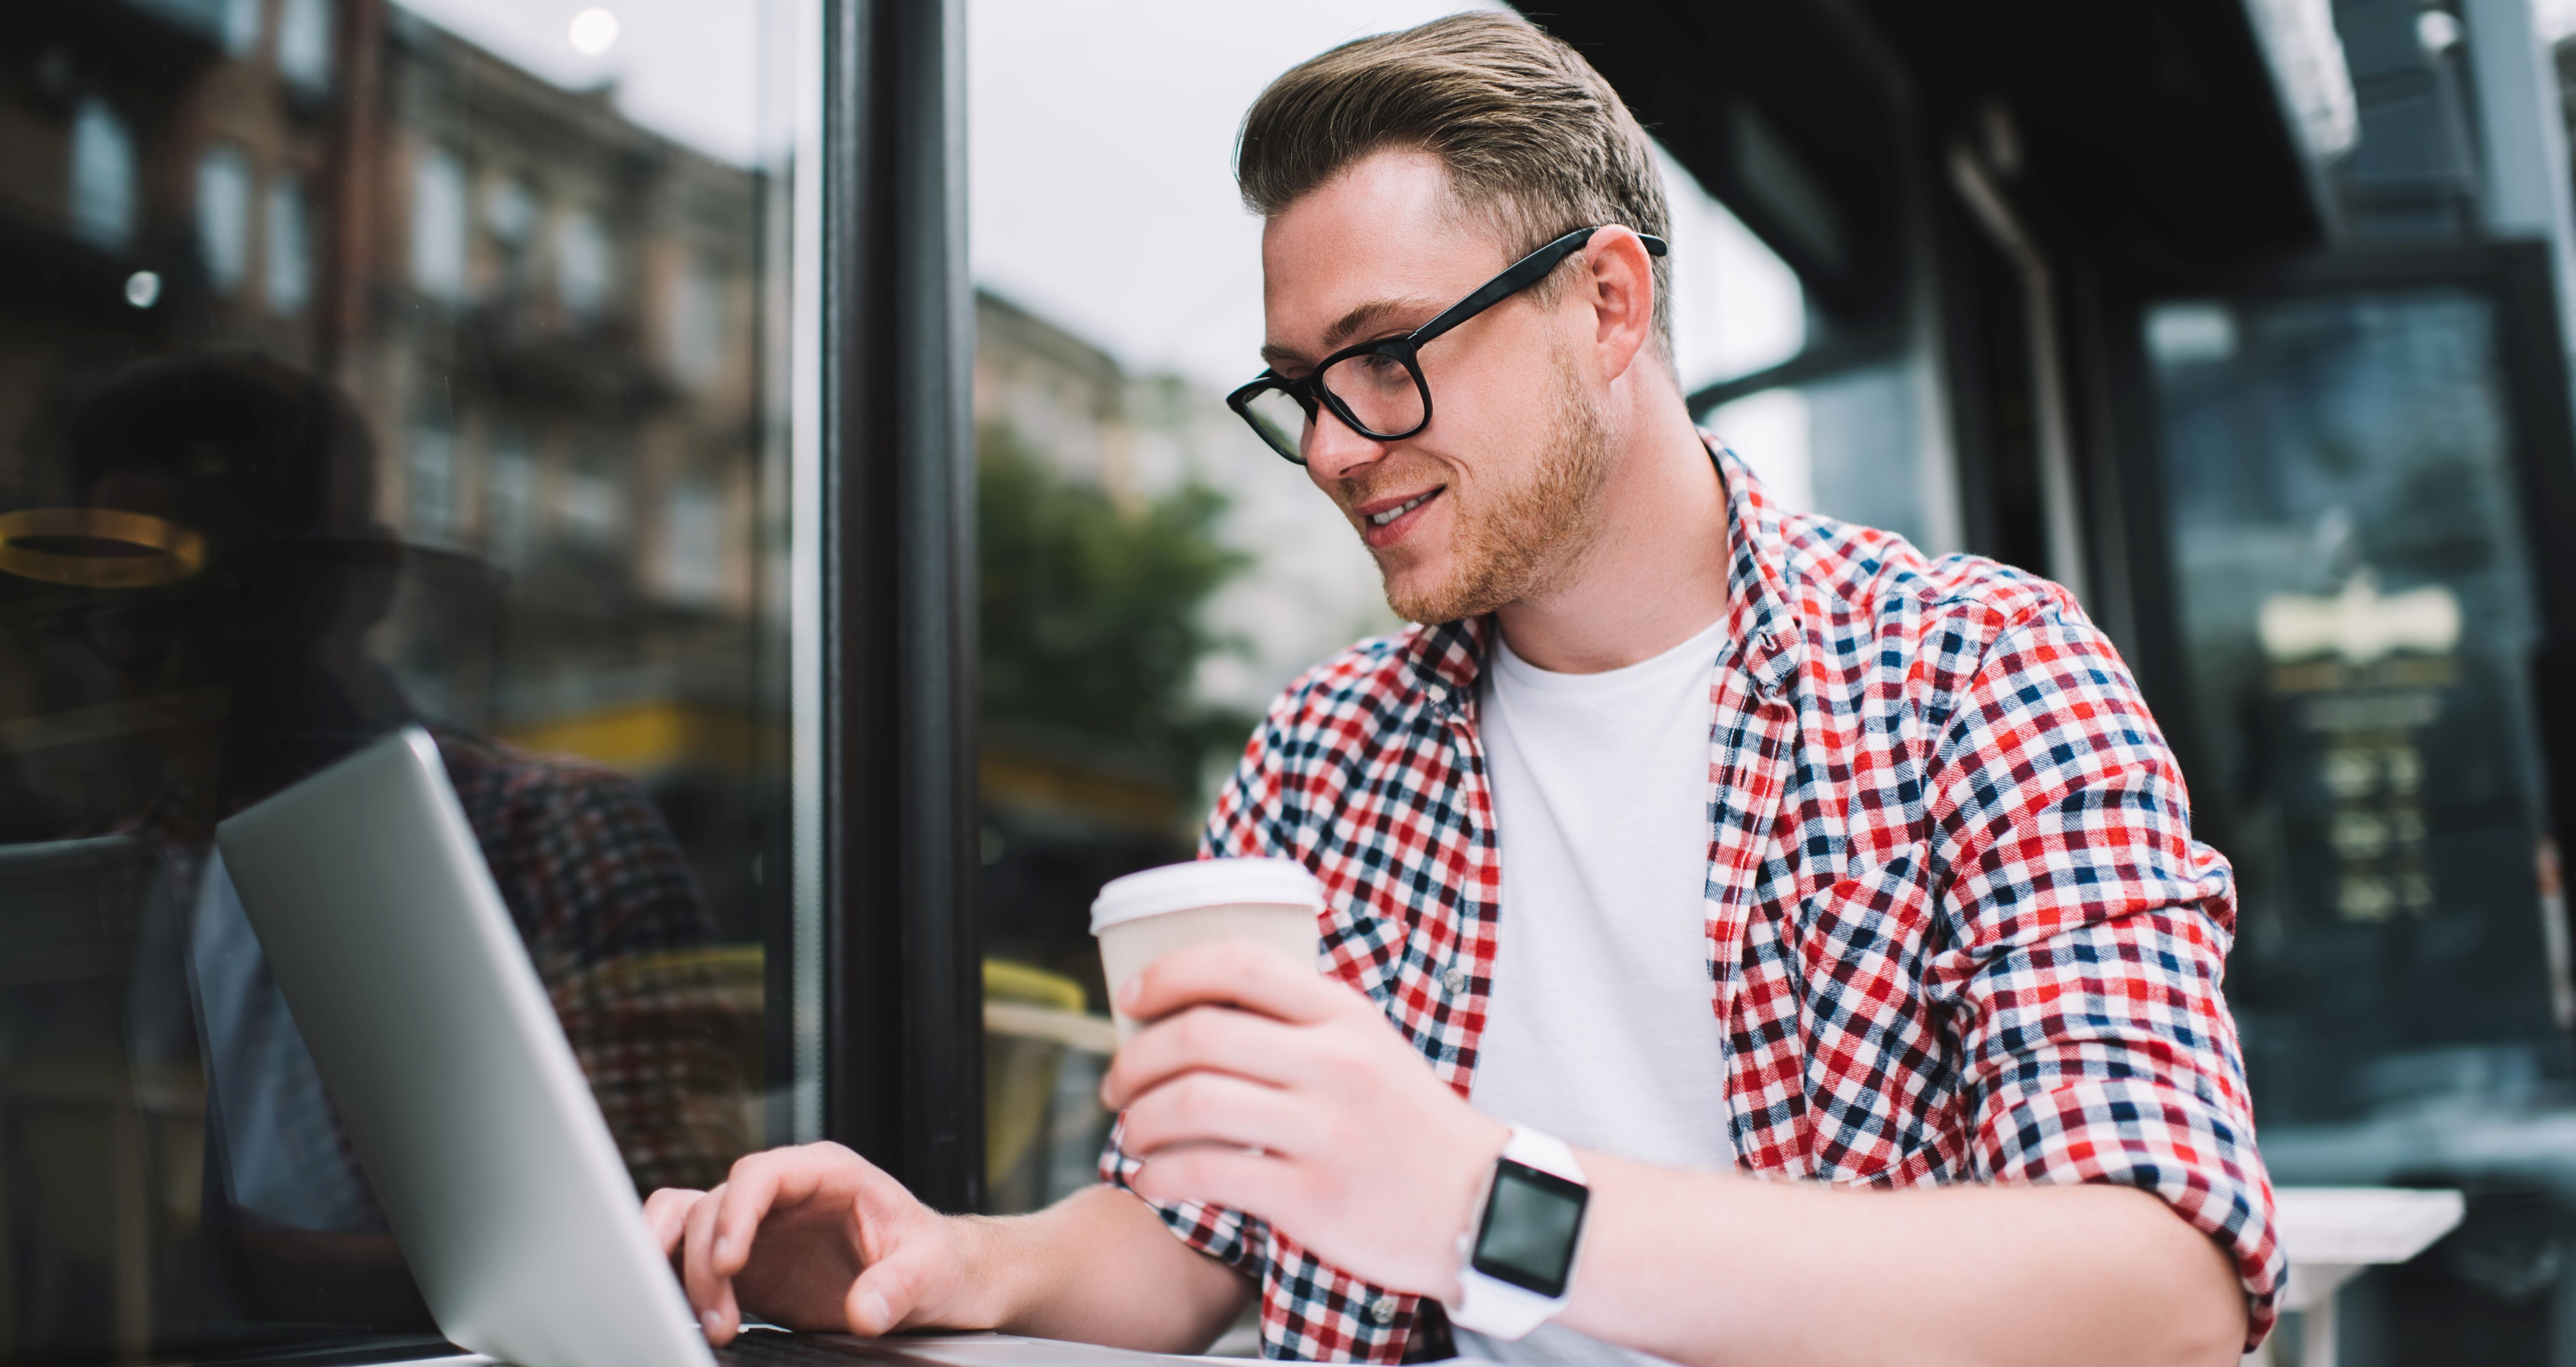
[
  {"x1": 844, "y1": 1246, "x2": 935, "y2": 1337},
  {"x1": 1102, "y1": 1002, "x2": 1313, "y2": 1109},
  {"x1": 1115, "y1": 1068, "x2": 1320, "y2": 1160},
  {"x1": 1118, "y1": 940, "x2": 1355, "y2": 1032},
  {"x1": 643, "y1": 1187, "x2": 705, "y2": 1260},
  {"x1": 1127, "y1": 1143, "x2": 1301, "y2": 1219},
  {"x1": 680, "y1": 1143, "x2": 876, "y2": 1343},
  {"x1": 704, "y1": 1152, "x2": 806, "y2": 1278},
  {"x1": 681, "y1": 1181, "x2": 744, "y2": 1342}
]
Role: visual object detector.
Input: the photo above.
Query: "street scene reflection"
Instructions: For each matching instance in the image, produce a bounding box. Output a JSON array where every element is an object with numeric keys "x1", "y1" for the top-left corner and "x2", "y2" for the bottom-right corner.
[{"x1": 0, "y1": 1, "x2": 785, "y2": 1359}]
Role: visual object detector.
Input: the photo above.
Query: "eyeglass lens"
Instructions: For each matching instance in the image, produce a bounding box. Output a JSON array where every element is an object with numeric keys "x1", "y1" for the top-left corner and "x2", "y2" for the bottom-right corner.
[
  {"x1": 1242, "y1": 350, "x2": 1430, "y2": 462},
  {"x1": 1240, "y1": 386, "x2": 1312, "y2": 460},
  {"x1": 1322, "y1": 350, "x2": 1426, "y2": 437}
]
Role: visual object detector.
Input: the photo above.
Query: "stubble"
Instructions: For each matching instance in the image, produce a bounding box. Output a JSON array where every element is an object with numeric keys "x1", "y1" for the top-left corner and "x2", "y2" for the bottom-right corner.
[{"x1": 1368, "y1": 354, "x2": 1614, "y2": 624}]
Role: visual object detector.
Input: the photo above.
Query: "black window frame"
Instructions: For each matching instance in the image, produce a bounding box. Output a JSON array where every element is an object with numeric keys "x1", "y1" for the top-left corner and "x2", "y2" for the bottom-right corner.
[{"x1": 819, "y1": 0, "x2": 984, "y2": 1211}]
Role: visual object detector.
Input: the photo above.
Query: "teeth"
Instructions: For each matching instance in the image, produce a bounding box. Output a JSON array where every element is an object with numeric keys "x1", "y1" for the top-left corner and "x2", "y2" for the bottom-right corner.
[{"x1": 1370, "y1": 491, "x2": 1433, "y2": 526}]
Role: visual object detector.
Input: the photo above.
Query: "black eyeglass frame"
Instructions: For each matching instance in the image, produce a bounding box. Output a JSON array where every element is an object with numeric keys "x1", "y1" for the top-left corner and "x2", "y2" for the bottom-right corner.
[{"x1": 1225, "y1": 225, "x2": 1670, "y2": 465}]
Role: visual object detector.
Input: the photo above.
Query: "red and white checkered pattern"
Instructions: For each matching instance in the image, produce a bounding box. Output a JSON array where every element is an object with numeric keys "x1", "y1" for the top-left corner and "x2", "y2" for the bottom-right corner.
[{"x1": 1106, "y1": 443, "x2": 2282, "y2": 1359}]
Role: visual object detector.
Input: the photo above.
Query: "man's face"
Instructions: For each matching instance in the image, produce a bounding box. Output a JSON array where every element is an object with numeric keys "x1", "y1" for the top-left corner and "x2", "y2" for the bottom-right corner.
[{"x1": 1260, "y1": 150, "x2": 1611, "y2": 624}]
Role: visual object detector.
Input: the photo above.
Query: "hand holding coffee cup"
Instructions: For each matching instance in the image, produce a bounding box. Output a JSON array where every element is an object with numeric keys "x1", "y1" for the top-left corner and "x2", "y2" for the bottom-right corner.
[{"x1": 1090, "y1": 857, "x2": 1323, "y2": 1040}]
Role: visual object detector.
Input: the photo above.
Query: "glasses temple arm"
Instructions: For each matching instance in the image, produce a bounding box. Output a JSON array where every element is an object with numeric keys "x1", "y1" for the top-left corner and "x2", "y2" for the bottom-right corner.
[{"x1": 1403, "y1": 229, "x2": 1671, "y2": 351}]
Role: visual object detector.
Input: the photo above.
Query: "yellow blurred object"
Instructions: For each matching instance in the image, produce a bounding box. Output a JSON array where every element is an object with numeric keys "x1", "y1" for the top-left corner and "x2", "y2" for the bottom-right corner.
[
  {"x1": 497, "y1": 699, "x2": 767, "y2": 776},
  {"x1": 0, "y1": 508, "x2": 206, "y2": 588},
  {"x1": 983, "y1": 958, "x2": 1086, "y2": 1011},
  {"x1": 981, "y1": 959, "x2": 1114, "y2": 1199}
]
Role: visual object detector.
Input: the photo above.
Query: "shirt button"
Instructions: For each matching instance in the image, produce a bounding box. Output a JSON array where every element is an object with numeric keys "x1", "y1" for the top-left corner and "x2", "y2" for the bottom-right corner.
[
  {"x1": 1368, "y1": 1297, "x2": 1397, "y2": 1326},
  {"x1": 1443, "y1": 963, "x2": 1469, "y2": 994}
]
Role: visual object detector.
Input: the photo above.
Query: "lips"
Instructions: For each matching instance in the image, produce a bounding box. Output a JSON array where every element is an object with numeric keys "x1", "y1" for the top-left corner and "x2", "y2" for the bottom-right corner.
[
  {"x1": 1354, "y1": 485, "x2": 1443, "y2": 549},
  {"x1": 1368, "y1": 490, "x2": 1435, "y2": 526}
]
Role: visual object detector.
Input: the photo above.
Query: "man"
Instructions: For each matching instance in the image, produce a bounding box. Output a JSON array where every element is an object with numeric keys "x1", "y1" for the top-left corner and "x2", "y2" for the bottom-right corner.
[{"x1": 650, "y1": 14, "x2": 2281, "y2": 1365}]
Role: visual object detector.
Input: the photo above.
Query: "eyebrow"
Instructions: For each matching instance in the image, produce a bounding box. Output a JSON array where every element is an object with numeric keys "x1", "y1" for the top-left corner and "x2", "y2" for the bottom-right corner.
[{"x1": 1258, "y1": 295, "x2": 1440, "y2": 371}]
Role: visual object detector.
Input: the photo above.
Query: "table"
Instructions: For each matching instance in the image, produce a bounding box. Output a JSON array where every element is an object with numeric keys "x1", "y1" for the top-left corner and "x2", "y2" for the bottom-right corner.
[{"x1": 2247, "y1": 1187, "x2": 2465, "y2": 1367}]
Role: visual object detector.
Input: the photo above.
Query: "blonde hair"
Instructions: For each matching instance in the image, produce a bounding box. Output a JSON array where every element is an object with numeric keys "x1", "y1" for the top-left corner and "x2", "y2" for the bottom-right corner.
[{"x1": 1236, "y1": 11, "x2": 1674, "y2": 365}]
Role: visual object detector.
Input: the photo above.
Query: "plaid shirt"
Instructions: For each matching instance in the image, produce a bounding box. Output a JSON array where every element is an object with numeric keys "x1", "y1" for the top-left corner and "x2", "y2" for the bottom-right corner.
[
  {"x1": 1105, "y1": 444, "x2": 2282, "y2": 1359},
  {"x1": 134, "y1": 723, "x2": 751, "y2": 1217}
]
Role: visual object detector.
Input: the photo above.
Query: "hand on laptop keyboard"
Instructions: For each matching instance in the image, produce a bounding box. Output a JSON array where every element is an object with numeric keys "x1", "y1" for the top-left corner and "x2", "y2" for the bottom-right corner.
[{"x1": 647, "y1": 1143, "x2": 977, "y2": 1346}]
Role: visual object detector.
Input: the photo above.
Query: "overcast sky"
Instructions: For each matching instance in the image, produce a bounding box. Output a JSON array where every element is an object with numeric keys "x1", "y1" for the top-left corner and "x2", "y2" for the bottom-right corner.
[
  {"x1": 966, "y1": 0, "x2": 1801, "y2": 392},
  {"x1": 394, "y1": 0, "x2": 1805, "y2": 395},
  {"x1": 394, "y1": 0, "x2": 771, "y2": 165}
]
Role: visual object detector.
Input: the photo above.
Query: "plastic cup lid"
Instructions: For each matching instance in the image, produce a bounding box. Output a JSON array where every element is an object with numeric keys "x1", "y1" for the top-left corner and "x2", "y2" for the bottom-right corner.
[{"x1": 1089, "y1": 857, "x2": 1324, "y2": 934}]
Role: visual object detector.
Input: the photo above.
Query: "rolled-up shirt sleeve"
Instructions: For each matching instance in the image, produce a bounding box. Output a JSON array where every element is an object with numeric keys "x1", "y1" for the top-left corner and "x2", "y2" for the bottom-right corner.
[{"x1": 1926, "y1": 602, "x2": 2284, "y2": 1347}]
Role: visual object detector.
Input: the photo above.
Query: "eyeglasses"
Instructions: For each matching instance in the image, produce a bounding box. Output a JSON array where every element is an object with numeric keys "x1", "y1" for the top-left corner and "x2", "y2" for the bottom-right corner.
[{"x1": 1226, "y1": 225, "x2": 1668, "y2": 466}]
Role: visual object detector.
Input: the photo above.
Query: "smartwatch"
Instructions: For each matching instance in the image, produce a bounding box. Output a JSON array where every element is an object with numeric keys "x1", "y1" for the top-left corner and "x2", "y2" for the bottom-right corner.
[{"x1": 1445, "y1": 1124, "x2": 1589, "y2": 1339}]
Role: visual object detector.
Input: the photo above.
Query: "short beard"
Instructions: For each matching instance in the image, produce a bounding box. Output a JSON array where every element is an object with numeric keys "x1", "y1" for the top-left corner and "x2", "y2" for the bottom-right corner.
[{"x1": 1379, "y1": 357, "x2": 1612, "y2": 625}]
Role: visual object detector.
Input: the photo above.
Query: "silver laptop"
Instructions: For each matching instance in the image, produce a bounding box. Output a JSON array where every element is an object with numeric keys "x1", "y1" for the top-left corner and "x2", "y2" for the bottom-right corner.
[
  {"x1": 217, "y1": 726, "x2": 714, "y2": 1367},
  {"x1": 217, "y1": 727, "x2": 1193, "y2": 1367}
]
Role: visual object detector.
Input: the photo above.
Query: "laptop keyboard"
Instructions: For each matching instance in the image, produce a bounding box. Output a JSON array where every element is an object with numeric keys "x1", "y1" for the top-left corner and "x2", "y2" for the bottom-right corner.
[{"x1": 715, "y1": 1331, "x2": 891, "y2": 1366}]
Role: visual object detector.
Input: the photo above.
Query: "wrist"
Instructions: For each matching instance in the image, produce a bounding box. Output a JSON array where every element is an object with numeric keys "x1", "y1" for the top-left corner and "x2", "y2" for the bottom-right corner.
[
  {"x1": 1436, "y1": 1114, "x2": 1512, "y2": 1302},
  {"x1": 1444, "y1": 1126, "x2": 1593, "y2": 1340},
  {"x1": 932, "y1": 1213, "x2": 1013, "y2": 1331}
]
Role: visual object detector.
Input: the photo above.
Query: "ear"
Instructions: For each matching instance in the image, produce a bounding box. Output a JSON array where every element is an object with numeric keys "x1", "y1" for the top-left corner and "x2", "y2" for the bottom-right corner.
[{"x1": 1578, "y1": 227, "x2": 1657, "y2": 384}]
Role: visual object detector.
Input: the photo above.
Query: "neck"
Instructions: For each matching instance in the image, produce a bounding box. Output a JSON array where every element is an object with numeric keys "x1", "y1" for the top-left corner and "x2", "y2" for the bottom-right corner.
[{"x1": 1491, "y1": 389, "x2": 1730, "y2": 674}]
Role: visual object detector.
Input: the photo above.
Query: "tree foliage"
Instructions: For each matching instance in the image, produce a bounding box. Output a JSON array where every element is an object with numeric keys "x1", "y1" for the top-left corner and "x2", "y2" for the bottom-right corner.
[{"x1": 976, "y1": 421, "x2": 1253, "y2": 793}]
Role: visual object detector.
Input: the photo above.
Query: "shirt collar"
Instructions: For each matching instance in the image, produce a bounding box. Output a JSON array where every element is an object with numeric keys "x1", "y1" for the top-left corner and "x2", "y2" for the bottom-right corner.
[{"x1": 1401, "y1": 435, "x2": 1803, "y2": 703}]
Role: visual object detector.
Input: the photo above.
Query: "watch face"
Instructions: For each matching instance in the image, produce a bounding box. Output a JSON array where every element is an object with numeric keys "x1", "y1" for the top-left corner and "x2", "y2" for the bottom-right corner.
[{"x1": 1470, "y1": 1157, "x2": 1589, "y2": 1298}]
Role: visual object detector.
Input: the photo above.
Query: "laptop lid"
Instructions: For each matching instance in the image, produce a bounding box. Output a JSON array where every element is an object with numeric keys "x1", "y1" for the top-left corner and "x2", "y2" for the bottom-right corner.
[{"x1": 217, "y1": 726, "x2": 713, "y2": 1367}]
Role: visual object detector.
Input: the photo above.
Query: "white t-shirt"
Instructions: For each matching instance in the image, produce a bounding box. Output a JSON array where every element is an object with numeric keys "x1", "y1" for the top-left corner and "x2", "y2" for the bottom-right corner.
[{"x1": 1452, "y1": 618, "x2": 1735, "y2": 1367}]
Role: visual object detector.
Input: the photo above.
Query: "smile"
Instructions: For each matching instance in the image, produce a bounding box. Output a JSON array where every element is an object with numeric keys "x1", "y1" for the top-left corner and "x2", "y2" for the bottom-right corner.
[{"x1": 1368, "y1": 490, "x2": 1438, "y2": 526}]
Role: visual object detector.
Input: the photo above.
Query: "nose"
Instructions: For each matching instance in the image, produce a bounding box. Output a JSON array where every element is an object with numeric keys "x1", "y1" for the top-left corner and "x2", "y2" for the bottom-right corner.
[{"x1": 1301, "y1": 406, "x2": 1391, "y2": 483}]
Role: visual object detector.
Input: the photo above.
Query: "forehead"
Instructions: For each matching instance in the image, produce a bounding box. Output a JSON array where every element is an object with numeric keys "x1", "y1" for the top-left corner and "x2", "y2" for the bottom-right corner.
[{"x1": 1258, "y1": 149, "x2": 1509, "y2": 361}]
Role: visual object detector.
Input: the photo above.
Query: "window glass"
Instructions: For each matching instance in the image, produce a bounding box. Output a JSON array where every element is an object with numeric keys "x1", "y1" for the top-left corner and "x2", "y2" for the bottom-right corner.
[
  {"x1": 972, "y1": 0, "x2": 1533, "y2": 1220},
  {"x1": 221, "y1": 0, "x2": 262, "y2": 58},
  {"x1": 409, "y1": 146, "x2": 467, "y2": 303},
  {"x1": 406, "y1": 409, "x2": 458, "y2": 543},
  {"x1": 2142, "y1": 287, "x2": 2566, "y2": 1134},
  {"x1": 0, "y1": 3, "x2": 798, "y2": 1361},
  {"x1": 966, "y1": 3, "x2": 1844, "y2": 1222},
  {"x1": 1660, "y1": 148, "x2": 1805, "y2": 395},
  {"x1": 195, "y1": 144, "x2": 254, "y2": 295},
  {"x1": 555, "y1": 209, "x2": 614, "y2": 324},
  {"x1": 276, "y1": 0, "x2": 333, "y2": 93},
  {"x1": 70, "y1": 97, "x2": 138, "y2": 252},
  {"x1": 262, "y1": 176, "x2": 311, "y2": 316},
  {"x1": 1710, "y1": 362, "x2": 1933, "y2": 547}
]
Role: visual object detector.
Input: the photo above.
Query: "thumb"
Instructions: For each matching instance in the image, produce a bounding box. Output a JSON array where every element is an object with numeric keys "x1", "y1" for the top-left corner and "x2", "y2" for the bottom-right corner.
[{"x1": 844, "y1": 1246, "x2": 939, "y2": 1337}]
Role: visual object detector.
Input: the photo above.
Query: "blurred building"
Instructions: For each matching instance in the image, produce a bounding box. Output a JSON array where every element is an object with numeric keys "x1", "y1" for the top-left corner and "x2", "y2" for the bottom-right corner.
[
  {"x1": 969, "y1": 287, "x2": 1386, "y2": 989},
  {"x1": 0, "y1": 7, "x2": 784, "y2": 1355},
  {"x1": 0, "y1": 0, "x2": 781, "y2": 935}
]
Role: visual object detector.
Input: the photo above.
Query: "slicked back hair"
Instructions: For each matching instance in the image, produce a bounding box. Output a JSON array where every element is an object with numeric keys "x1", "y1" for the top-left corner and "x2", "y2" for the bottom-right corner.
[{"x1": 1236, "y1": 11, "x2": 1675, "y2": 372}]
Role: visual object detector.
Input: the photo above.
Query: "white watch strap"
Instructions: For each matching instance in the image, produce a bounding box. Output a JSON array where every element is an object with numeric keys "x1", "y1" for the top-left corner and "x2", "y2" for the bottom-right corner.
[
  {"x1": 1446, "y1": 1125, "x2": 1587, "y2": 1340},
  {"x1": 1502, "y1": 1124, "x2": 1584, "y2": 1183}
]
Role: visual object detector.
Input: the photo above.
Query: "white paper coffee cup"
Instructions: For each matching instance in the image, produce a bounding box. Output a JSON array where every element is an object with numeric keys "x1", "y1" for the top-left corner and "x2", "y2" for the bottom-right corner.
[{"x1": 1090, "y1": 857, "x2": 1323, "y2": 1041}]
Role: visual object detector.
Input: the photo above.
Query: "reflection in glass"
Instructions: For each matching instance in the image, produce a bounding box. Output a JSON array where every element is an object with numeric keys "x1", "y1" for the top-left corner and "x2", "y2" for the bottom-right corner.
[
  {"x1": 2143, "y1": 288, "x2": 2566, "y2": 1133},
  {"x1": 0, "y1": 3, "x2": 791, "y2": 1360},
  {"x1": 70, "y1": 98, "x2": 137, "y2": 252},
  {"x1": 487, "y1": 429, "x2": 537, "y2": 568},
  {"x1": 1708, "y1": 362, "x2": 1927, "y2": 547},
  {"x1": 221, "y1": 0, "x2": 262, "y2": 57},
  {"x1": 556, "y1": 209, "x2": 613, "y2": 323},
  {"x1": 262, "y1": 177, "x2": 311, "y2": 317},
  {"x1": 195, "y1": 145, "x2": 253, "y2": 296},
  {"x1": 410, "y1": 146, "x2": 468, "y2": 304},
  {"x1": 969, "y1": 286, "x2": 1391, "y2": 1211},
  {"x1": 276, "y1": 0, "x2": 332, "y2": 93},
  {"x1": 410, "y1": 423, "x2": 457, "y2": 546}
]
